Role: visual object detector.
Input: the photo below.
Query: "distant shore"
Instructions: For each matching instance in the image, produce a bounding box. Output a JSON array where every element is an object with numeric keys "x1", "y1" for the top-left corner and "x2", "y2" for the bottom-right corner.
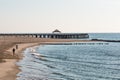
[{"x1": 0, "y1": 36, "x2": 106, "y2": 80}]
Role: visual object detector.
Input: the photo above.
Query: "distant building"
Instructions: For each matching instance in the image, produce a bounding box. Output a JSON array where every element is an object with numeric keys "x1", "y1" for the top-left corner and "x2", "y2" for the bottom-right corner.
[{"x1": 52, "y1": 29, "x2": 61, "y2": 34}]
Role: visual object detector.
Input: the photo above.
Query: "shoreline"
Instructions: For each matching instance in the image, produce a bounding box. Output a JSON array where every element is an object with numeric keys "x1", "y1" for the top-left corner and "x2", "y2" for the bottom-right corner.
[
  {"x1": 0, "y1": 42, "x2": 40, "y2": 80},
  {"x1": 0, "y1": 38, "x2": 107, "y2": 80}
]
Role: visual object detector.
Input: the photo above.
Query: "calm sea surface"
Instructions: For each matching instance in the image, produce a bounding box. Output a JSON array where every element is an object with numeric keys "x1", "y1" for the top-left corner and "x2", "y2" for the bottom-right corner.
[{"x1": 17, "y1": 33, "x2": 120, "y2": 80}]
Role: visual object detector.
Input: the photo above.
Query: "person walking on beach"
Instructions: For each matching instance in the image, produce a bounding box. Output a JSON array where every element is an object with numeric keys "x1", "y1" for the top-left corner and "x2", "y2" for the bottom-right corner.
[
  {"x1": 16, "y1": 44, "x2": 18, "y2": 49},
  {"x1": 12, "y1": 48, "x2": 15, "y2": 56}
]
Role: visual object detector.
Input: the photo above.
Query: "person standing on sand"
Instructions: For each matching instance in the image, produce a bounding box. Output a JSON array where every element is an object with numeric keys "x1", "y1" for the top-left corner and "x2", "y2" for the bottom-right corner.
[
  {"x1": 12, "y1": 48, "x2": 15, "y2": 56},
  {"x1": 16, "y1": 44, "x2": 18, "y2": 49}
]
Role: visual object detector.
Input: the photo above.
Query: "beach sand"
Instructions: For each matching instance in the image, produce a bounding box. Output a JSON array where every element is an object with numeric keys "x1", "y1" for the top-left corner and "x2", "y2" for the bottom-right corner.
[
  {"x1": 0, "y1": 42, "x2": 40, "y2": 80},
  {"x1": 0, "y1": 36, "x2": 92, "y2": 80},
  {"x1": 0, "y1": 59, "x2": 19, "y2": 80}
]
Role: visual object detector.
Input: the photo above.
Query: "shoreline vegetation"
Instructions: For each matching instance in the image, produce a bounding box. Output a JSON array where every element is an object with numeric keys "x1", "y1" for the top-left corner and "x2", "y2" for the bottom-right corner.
[
  {"x1": 0, "y1": 36, "x2": 93, "y2": 80},
  {"x1": 0, "y1": 36, "x2": 117, "y2": 80}
]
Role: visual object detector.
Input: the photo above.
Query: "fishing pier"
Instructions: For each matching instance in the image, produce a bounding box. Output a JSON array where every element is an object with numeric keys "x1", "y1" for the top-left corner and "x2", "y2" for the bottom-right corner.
[{"x1": 0, "y1": 29, "x2": 89, "y2": 39}]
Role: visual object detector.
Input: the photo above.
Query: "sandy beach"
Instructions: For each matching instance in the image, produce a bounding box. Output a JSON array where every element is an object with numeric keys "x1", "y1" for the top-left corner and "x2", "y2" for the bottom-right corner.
[
  {"x1": 0, "y1": 59, "x2": 19, "y2": 80},
  {"x1": 0, "y1": 42, "x2": 40, "y2": 80},
  {"x1": 0, "y1": 36, "x2": 92, "y2": 80}
]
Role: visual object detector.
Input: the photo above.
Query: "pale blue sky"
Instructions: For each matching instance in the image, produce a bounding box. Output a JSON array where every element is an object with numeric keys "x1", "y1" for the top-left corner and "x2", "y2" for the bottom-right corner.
[{"x1": 0, "y1": 0, "x2": 120, "y2": 33}]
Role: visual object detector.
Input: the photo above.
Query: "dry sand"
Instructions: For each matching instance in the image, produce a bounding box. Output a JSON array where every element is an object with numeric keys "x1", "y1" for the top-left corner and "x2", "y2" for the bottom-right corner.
[
  {"x1": 0, "y1": 59, "x2": 19, "y2": 80},
  {"x1": 0, "y1": 36, "x2": 92, "y2": 80}
]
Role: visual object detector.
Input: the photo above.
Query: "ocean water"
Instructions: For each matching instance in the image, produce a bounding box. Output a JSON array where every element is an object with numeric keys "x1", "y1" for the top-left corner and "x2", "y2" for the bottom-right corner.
[
  {"x1": 89, "y1": 33, "x2": 120, "y2": 40},
  {"x1": 17, "y1": 33, "x2": 120, "y2": 80}
]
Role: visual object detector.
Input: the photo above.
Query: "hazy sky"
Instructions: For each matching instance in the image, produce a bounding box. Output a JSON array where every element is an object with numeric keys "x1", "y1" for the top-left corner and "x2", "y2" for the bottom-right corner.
[{"x1": 0, "y1": 0, "x2": 120, "y2": 33}]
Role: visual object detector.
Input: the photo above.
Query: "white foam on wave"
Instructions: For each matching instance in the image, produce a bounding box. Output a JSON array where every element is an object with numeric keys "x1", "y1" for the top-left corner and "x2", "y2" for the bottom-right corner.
[
  {"x1": 30, "y1": 48, "x2": 36, "y2": 53},
  {"x1": 28, "y1": 47, "x2": 41, "y2": 57},
  {"x1": 31, "y1": 52, "x2": 47, "y2": 61},
  {"x1": 31, "y1": 52, "x2": 41, "y2": 56}
]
